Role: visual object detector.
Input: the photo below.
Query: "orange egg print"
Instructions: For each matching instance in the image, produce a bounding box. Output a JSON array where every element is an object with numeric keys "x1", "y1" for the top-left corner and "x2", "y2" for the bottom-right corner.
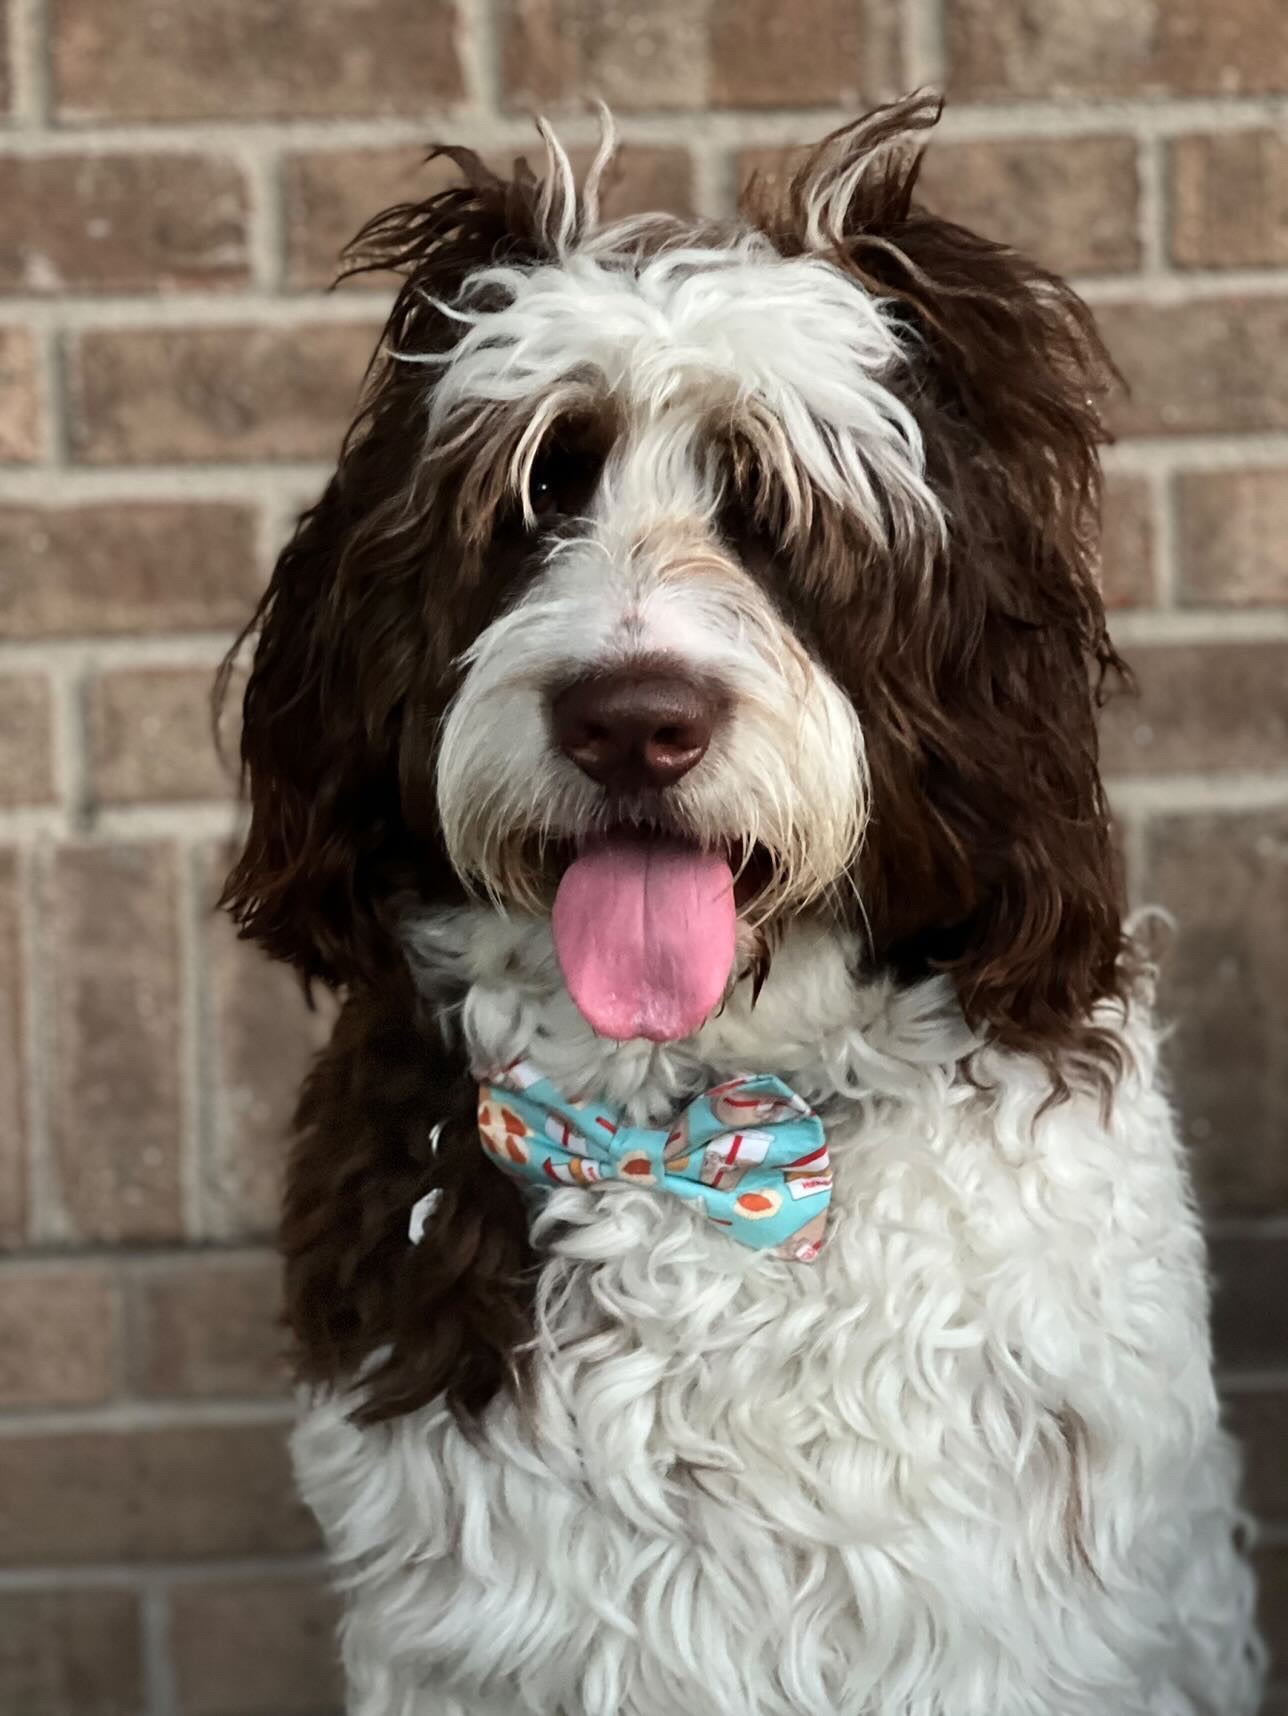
[
  {"x1": 734, "y1": 1187, "x2": 782, "y2": 1220},
  {"x1": 617, "y1": 1150, "x2": 656, "y2": 1183},
  {"x1": 478, "y1": 1101, "x2": 531, "y2": 1166}
]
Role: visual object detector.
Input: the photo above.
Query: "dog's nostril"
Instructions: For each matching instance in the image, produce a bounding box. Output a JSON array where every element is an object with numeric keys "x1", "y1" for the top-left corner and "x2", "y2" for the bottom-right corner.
[{"x1": 550, "y1": 667, "x2": 722, "y2": 792}]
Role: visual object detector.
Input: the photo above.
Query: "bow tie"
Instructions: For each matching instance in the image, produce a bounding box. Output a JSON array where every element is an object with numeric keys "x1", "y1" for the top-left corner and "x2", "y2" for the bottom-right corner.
[{"x1": 475, "y1": 1061, "x2": 832, "y2": 1264}]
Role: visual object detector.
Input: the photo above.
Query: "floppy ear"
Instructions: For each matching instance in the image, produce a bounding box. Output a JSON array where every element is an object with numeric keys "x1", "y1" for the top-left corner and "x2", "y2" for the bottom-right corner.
[
  {"x1": 218, "y1": 152, "x2": 553, "y2": 986},
  {"x1": 746, "y1": 97, "x2": 1130, "y2": 1081}
]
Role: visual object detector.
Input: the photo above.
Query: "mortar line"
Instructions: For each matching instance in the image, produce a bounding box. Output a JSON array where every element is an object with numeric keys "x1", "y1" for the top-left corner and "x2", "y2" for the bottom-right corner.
[
  {"x1": 902, "y1": 0, "x2": 946, "y2": 91},
  {"x1": 456, "y1": 0, "x2": 503, "y2": 114},
  {"x1": 2, "y1": 94, "x2": 1286, "y2": 155},
  {"x1": 0, "y1": 1555, "x2": 327, "y2": 1593},
  {"x1": 140, "y1": 1580, "x2": 177, "y2": 1716},
  {"x1": 176, "y1": 842, "x2": 209, "y2": 1242},
  {"x1": 8, "y1": 0, "x2": 51, "y2": 126},
  {"x1": 1136, "y1": 133, "x2": 1168, "y2": 275},
  {"x1": 1152, "y1": 466, "x2": 1180, "y2": 609},
  {"x1": 242, "y1": 143, "x2": 287, "y2": 293},
  {"x1": 15, "y1": 847, "x2": 48, "y2": 1244}
]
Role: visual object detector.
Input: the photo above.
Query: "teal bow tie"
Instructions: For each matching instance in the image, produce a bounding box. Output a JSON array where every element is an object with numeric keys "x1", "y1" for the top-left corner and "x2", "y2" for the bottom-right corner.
[{"x1": 476, "y1": 1062, "x2": 832, "y2": 1263}]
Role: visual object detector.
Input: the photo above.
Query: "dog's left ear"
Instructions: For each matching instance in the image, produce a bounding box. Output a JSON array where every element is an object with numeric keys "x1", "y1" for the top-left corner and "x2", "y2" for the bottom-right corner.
[{"x1": 747, "y1": 96, "x2": 1130, "y2": 1081}]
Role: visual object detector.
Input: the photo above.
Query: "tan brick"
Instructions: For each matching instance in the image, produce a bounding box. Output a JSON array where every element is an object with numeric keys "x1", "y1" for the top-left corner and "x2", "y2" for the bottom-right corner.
[
  {"x1": 69, "y1": 323, "x2": 376, "y2": 464},
  {"x1": 86, "y1": 666, "x2": 235, "y2": 805},
  {"x1": 709, "y1": 0, "x2": 901, "y2": 108},
  {"x1": 205, "y1": 852, "x2": 334, "y2": 1238},
  {"x1": 0, "y1": 1589, "x2": 144, "y2": 1716},
  {"x1": 1210, "y1": 1234, "x2": 1288, "y2": 1370},
  {"x1": 946, "y1": 0, "x2": 1288, "y2": 99},
  {"x1": 0, "y1": 673, "x2": 54, "y2": 805},
  {"x1": 503, "y1": 0, "x2": 707, "y2": 109},
  {"x1": 53, "y1": 0, "x2": 462, "y2": 121},
  {"x1": 0, "y1": 503, "x2": 261, "y2": 638},
  {"x1": 0, "y1": 1, "x2": 8, "y2": 115},
  {"x1": 44, "y1": 844, "x2": 184, "y2": 1242},
  {"x1": 126, "y1": 1251, "x2": 286, "y2": 1398},
  {"x1": 1176, "y1": 469, "x2": 1288, "y2": 607},
  {"x1": 1099, "y1": 475, "x2": 1155, "y2": 609},
  {"x1": 284, "y1": 143, "x2": 694, "y2": 290},
  {"x1": 1170, "y1": 132, "x2": 1288, "y2": 270},
  {"x1": 0, "y1": 1264, "x2": 117, "y2": 1408},
  {"x1": 0, "y1": 154, "x2": 249, "y2": 294},
  {"x1": 1145, "y1": 812, "x2": 1288, "y2": 1213},
  {"x1": 0, "y1": 328, "x2": 43, "y2": 463},
  {"x1": 0, "y1": 1421, "x2": 316, "y2": 1562},
  {"x1": 1099, "y1": 298, "x2": 1288, "y2": 437},
  {"x1": 918, "y1": 136, "x2": 1140, "y2": 276},
  {"x1": 0, "y1": 851, "x2": 26, "y2": 1244},
  {"x1": 170, "y1": 1575, "x2": 342, "y2": 1715},
  {"x1": 1102, "y1": 643, "x2": 1288, "y2": 777},
  {"x1": 1224, "y1": 1390, "x2": 1288, "y2": 1519}
]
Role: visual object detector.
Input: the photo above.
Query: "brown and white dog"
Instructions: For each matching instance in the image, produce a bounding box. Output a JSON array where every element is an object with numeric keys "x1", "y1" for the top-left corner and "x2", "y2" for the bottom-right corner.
[{"x1": 220, "y1": 97, "x2": 1263, "y2": 1716}]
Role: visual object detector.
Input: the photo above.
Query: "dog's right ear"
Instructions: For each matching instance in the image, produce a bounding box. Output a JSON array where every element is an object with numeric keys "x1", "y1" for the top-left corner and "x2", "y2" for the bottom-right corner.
[{"x1": 217, "y1": 150, "x2": 555, "y2": 987}]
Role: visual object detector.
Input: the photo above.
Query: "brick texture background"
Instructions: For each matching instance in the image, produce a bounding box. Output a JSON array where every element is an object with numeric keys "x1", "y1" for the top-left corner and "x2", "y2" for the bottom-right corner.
[{"x1": 1, "y1": 1, "x2": 1286, "y2": 1710}]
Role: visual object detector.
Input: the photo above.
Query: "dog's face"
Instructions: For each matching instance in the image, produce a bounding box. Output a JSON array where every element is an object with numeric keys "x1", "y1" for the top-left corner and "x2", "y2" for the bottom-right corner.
[{"x1": 224, "y1": 97, "x2": 1127, "y2": 1075}]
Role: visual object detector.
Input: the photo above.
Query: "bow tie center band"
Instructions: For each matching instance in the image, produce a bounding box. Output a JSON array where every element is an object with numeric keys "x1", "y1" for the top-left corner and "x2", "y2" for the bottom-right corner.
[{"x1": 412, "y1": 1061, "x2": 833, "y2": 1264}]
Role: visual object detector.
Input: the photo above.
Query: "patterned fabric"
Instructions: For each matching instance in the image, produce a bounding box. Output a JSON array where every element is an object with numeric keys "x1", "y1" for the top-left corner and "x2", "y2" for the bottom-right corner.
[{"x1": 476, "y1": 1061, "x2": 832, "y2": 1263}]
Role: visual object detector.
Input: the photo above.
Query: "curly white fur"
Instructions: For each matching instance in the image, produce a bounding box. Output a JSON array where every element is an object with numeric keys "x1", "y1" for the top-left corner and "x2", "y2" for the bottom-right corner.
[{"x1": 295, "y1": 914, "x2": 1262, "y2": 1716}]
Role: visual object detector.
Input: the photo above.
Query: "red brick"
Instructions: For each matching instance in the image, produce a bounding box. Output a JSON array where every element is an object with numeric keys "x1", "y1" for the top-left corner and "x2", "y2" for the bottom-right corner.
[
  {"x1": 0, "y1": 154, "x2": 249, "y2": 293},
  {"x1": 1176, "y1": 469, "x2": 1288, "y2": 607},
  {"x1": 0, "y1": 328, "x2": 43, "y2": 462},
  {"x1": 503, "y1": 0, "x2": 707, "y2": 109},
  {"x1": 1101, "y1": 643, "x2": 1288, "y2": 776},
  {"x1": 1224, "y1": 1390, "x2": 1288, "y2": 1518},
  {"x1": 1099, "y1": 475, "x2": 1155, "y2": 609},
  {"x1": 0, "y1": 1589, "x2": 144, "y2": 1716},
  {"x1": 69, "y1": 323, "x2": 377, "y2": 464},
  {"x1": 0, "y1": 1421, "x2": 316, "y2": 1562},
  {"x1": 709, "y1": 0, "x2": 901, "y2": 108},
  {"x1": 1099, "y1": 298, "x2": 1288, "y2": 437},
  {"x1": 918, "y1": 136, "x2": 1140, "y2": 276},
  {"x1": 946, "y1": 0, "x2": 1288, "y2": 99},
  {"x1": 43, "y1": 844, "x2": 184, "y2": 1242},
  {"x1": 1210, "y1": 1234, "x2": 1288, "y2": 1370},
  {"x1": 0, "y1": 851, "x2": 26, "y2": 1244},
  {"x1": 1145, "y1": 812, "x2": 1288, "y2": 1213},
  {"x1": 284, "y1": 144, "x2": 694, "y2": 290},
  {"x1": 0, "y1": 503, "x2": 261, "y2": 638},
  {"x1": 0, "y1": 1264, "x2": 117, "y2": 1408},
  {"x1": 205, "y1": 851, "x2": 334, "y2": 1238},
  {"x1": 0, "y1": 673, "x2": 54, "y2": 805},
  {"x1": 170, "y1": 1575, "x2": 342, "y2": 1715},
  {"x1": 1170, "y1": 132, "x2": 1288, "y2": 270},
  {"x1": 52, "y1": 0, "x2": 462, "y2": 121},
  {"x1": 126, "y1": 1251, "x2": 286, "y2": 1398},
  {"x1": 86, "y1": 666, "x2": 235, "y2": 805}
]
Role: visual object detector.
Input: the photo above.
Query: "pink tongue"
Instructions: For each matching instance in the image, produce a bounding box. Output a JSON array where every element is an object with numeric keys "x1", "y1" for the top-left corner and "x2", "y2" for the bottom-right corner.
[{"x1": 552, "y1": 838, "x2": 736, "y2": 1043}]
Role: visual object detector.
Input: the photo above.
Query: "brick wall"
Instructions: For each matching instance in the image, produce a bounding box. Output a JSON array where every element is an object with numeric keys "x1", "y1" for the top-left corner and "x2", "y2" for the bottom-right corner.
[{"x1": 0, "y1": 2, "x2": 1285, "y2": 1711}]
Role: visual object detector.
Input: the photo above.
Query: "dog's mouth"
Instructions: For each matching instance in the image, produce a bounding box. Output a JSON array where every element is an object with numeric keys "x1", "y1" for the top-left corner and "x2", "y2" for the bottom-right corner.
[{"x1": 549, "y1": 824, "x2": 763, "y2": 1044}]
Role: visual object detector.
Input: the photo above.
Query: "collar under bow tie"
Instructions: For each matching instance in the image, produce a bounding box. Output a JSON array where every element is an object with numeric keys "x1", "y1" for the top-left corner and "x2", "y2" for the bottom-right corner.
[{"x1": 473, "y1": 1061, "x2": 832, "y2": 1264}]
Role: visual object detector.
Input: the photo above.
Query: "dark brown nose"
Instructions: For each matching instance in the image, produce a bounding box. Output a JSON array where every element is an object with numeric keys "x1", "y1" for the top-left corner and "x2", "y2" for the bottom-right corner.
[{"x1": 550, "y1": 668, "x2": 720, "y2": 791}]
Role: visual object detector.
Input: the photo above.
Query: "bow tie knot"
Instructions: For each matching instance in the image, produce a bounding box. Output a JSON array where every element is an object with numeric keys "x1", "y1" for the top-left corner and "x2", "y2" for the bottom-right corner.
[{"x1": 474, "y1": 1061, "x2": 832, "y2": 1264}]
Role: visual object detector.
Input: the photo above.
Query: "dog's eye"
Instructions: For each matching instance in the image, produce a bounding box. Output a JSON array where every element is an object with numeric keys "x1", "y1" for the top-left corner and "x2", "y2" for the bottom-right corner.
[
  {"x1": 530, "y1": 467, "x2": 560, "y2": 517},
  {"x1": 526, "y1": 420, "x2": 610, "y2": 526}
]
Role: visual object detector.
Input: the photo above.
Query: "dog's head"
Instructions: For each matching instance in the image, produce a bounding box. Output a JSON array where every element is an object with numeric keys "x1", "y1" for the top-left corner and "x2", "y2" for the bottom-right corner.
[{"x1": 223, "y1": 95, "x2": 1127, "y2": 1079}]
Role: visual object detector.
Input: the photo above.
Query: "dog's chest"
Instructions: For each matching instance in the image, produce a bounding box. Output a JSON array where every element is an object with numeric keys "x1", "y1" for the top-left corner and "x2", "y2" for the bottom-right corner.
[{"x1": 295, "y1": 1058, "x2": 1217, "y2": 1716}]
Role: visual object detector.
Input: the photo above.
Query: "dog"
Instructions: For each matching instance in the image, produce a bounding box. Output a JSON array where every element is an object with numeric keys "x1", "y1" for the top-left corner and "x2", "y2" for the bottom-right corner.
[{"x1": 220, "y1": 95, "x2": 1264, "y2": 1716}]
